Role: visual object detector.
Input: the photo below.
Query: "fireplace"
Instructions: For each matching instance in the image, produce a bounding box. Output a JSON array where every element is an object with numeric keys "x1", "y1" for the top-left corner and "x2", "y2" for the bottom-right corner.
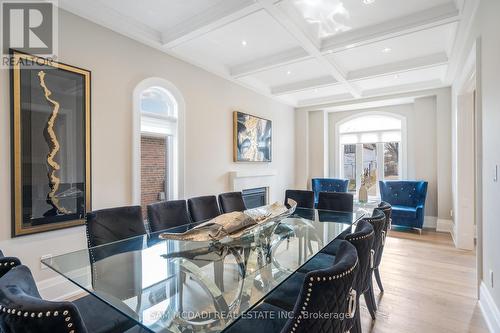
[{"x1": 242, "y1": 187, "x2": 268, "y2": 209}]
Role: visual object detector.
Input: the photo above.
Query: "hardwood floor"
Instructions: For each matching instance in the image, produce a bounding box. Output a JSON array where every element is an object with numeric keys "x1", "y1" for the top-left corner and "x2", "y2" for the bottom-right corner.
[{"x1": 360, "y1": 230, "x2": 489, "y2": 333}]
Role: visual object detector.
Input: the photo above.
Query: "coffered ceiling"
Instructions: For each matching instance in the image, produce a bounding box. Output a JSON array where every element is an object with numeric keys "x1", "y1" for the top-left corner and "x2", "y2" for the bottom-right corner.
[{"x1": 59, "y1": 0, "x2": 475, "y2": 107}]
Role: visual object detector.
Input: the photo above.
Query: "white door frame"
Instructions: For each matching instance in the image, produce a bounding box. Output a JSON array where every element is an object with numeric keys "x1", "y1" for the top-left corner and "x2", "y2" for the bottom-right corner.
[{"x1": 454, "y1": 39, "x2": 482, "y2": 296}]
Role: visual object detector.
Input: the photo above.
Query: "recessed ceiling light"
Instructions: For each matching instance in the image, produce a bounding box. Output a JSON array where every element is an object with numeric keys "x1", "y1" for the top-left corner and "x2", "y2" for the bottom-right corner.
[
  {"x1": 287, "y1": 70, "x2": 292, "y2": 75},
  {"x1": 363, "y1": 0, "x2": 376, "y2": 4},
  {"x1": 382, "y1": 47, "x2": 392, "y2": 53},
  {"x1": 394, "y1": 74, "x2": 400, "y2": 79},
  {"x1": 241, "y1": 40, "x2": 247, "y2": 46}
]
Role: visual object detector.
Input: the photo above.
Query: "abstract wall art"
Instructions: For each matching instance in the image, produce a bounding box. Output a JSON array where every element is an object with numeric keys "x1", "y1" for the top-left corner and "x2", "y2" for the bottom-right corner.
[
  {"x1": 233, "y1": 111, "x2": 272, "y2": 162},
  {"x1": 10, "y1": 50, "x2": 91, "y2": 236}
]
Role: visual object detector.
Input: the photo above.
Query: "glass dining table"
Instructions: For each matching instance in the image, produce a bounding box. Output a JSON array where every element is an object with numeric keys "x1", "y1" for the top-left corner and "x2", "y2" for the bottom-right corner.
[{"x1": 42, "y1": 208, "x2": 366, "y2": 333}]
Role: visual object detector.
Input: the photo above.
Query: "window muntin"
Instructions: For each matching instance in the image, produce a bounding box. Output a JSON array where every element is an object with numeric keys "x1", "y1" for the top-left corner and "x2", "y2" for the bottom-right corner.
[
  {"x1": 338, "y1": 114, "x2": 404, "y2": 197},
  {"x1": 342, "y1": 144, "x2": 356, "y2": 192}
]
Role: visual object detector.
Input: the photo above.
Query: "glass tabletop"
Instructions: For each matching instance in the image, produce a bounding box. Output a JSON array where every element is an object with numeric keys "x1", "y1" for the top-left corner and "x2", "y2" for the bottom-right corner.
[{"x1": 42, "y1": 208, "x2": 365, "y2": 333}]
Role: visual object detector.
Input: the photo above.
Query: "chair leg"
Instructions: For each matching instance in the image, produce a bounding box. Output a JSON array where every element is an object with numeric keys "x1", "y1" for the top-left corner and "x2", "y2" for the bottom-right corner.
[
  {"x1": 374, "y1": 268, "x2": 384, "y2": 293},
  {"x1": 364, "y1": 285, "x2": 377, "y2": 320},
  {"x1": 350, "y1": 303, "x2": 362, "y2": 333}
]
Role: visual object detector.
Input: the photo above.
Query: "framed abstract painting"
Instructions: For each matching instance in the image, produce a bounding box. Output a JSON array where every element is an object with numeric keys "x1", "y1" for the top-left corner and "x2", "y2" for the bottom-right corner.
[
  {"x1": 233, "y1": 111, "x2": 272, "y2": 162},
  {"x1": 10, "y1": 50, "x2": 91, "y2": 237}
]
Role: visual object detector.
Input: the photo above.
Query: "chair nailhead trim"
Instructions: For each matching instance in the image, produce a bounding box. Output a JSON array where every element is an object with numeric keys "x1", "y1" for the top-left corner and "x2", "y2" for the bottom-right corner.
[
  {"x1": 0, "y1": 304, "x2": 75, "y2": 333},
  {"x1": 349, "y1": 230, "x2": 375, "y2": 241},
  {"x1": 2, "y1": 262, "x2": 16, "y2": 266},
  {"x1": 287, "y1": 258, "x2": 359, "y2": 333}
]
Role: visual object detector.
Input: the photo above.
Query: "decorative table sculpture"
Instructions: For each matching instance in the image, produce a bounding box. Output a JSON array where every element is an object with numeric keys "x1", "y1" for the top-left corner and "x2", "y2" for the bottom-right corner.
[{"x1": 160, "y1": 200, "x2": 296, "y2": 242}]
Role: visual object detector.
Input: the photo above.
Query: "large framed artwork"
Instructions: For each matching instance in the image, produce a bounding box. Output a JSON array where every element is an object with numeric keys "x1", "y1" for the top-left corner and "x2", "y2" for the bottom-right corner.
[
  {"x1": 10, "y1": 50, "x2": 91, "y2": 237},
  {"x1": 233, "y1": 111, "x2": 272, "y2": 162}
]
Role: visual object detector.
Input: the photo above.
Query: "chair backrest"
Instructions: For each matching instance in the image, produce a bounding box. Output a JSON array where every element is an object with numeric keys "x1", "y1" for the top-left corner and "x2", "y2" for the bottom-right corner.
[
  {"x1": 218, "y1": 192, "x2": 246, "y2": 213},
  {"x1": 346, "y1": 220, "x2": 375, "y2": 295},
  {"x1": 379, "y1": 180, "x2": 428, "y2": 207},
  {"x1": 187, "y1": 196, "x2": 221, "y2": 222},
  {"x1": 317, "y1": 192, "x2": 354, "y2": 212},
  {"x1": 0, "y1": 251, "x2": 21, "y2": 279},
  {"x1": 362, "y1": 209, "x2": 386, "y2": 270},
  {"x1": 375, "y1": 201, "x2": 392, "y2": 267},
  {"x1": 0, "y1": 265, "x2": 88, "y2": 333},
  {"x1": 311, "y1": 178, "x2": 349, "y2": 203},
  {"x1": 378, "y1": 201, "x2": 392, "y2": 232},
  {"x1": 85, "y1": 206, "x2": 146, "y2": 248},
  {"x1": 147, "y1": 200, "x2": 191, "y2": 233},
  {"x1": 282, "y1": 241, "x2": 358, "y2": 333},
  {"x1": 284, "y1": 190, "x2": 315, "y2": 209}
]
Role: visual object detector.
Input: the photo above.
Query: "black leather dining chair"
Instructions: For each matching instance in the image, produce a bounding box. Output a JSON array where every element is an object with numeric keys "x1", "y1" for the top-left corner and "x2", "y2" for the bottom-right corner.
[
  {"x1": 85, "y1": 205, "x2": 146, "y2": 248},
  {"x1": 147, "y1": 199, "x2": 192, "y2": 233},
  {"x1": 85, "y1": 205, "x2": 147, "y2": 313},
  {"x1": 322, "y1": 220, "x2": 375, "y2": 333},
  {"x1": 224, "y1": 240, "x2": 359, "y2": 333},
  {"x1": 284, "y1": 189, "x2": 315, "y2": 208},
  {"x1": 317, "y1": 191, "x2": 354, "y2": 212},
  {"x1": 373, "y1": 201, "x2": 392, "y2": 292},
  {"x1": 0, "y1": 265, "x2": 145, "y2": 333},
  {"x1": 187, "y1": 195, "x2": 221, "y2": 222},
  {"x1": 0, "y1": 250, "x2": 21, "y2": 279},
  {"x1": 358, "y1": 208, "x2": 386, "y2": 319},
  {"x1": 218, "y1": 192, "x2": 246, "y2": 213}
]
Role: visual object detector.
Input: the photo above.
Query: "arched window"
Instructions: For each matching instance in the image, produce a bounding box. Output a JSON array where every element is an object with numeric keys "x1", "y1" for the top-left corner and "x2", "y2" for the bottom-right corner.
[
  {"x1": 337, "y1": 113, "x2": 406, "y2": 197},
  {"x1": 133, "y1": 78, "x2": 185, "y2": 214}
]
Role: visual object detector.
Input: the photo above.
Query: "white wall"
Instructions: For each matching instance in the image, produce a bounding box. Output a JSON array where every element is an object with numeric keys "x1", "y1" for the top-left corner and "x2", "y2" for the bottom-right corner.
[
  {"x1": 0, "y1": 9, "x2": 295, "y2": 296},
  {"x1": 452, "y1": 0, "x2": 500, "y2": 327}
]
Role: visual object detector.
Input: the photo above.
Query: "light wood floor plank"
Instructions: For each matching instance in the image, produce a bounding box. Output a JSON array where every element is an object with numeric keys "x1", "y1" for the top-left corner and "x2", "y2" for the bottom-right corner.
[{"x1": 360, "y1": 230, "x2": 489, "y2": 333}]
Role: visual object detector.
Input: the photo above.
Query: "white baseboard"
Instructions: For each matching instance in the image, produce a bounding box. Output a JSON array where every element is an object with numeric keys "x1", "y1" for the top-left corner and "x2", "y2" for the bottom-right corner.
[
  {"x1": 423, "y1": 215, "x2": 437, "y2": 229},
  {"x1": 480, "y1": 282, "x2": 500, "y2": 333},
  {"x1": 436, "y1": 218, "x2": 453, "y2": 233},
  {"x1": 37, "y1": 268, "x2": 90, "y2": 301}
]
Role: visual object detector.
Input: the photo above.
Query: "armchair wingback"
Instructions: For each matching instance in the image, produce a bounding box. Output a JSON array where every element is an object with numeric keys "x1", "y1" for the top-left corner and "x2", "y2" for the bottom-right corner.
[
  {"x1": 379, "y1": 180, "x2": 428, "y2": 230},
  {"x1": 311, "y1": 178, "x2": 349, "y2": 205}
]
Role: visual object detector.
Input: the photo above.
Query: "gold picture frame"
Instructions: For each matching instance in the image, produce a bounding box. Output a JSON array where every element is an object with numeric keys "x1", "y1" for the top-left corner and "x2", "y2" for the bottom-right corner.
[{"x1": 10, "y1": 50, "x2": 91, "y2": 237}]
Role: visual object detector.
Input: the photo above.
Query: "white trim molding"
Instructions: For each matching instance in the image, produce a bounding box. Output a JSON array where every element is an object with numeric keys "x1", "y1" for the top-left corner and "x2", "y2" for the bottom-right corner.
[
  {"x1": 480, "y1": 282, "x2": 500, "y2": 333},
  {"x1": 436, "y1": 218, "x2": 453, "y2": 233},
  {"x1": 38, "y1": 268, "x2": 90, "y2": 301},
  {"x1": 423, "y1": 216, "x2": 437, "y2": 229}
]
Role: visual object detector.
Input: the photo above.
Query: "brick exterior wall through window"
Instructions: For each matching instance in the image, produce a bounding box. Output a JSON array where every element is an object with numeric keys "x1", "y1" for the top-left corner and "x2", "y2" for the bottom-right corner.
[{"x1": 141, "y1": 135, "x2": 167, "y2": 219}]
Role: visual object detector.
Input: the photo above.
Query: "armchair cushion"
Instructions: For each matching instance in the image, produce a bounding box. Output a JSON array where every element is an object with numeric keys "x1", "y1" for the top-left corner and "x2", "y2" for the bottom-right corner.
[
  {"x1": 379, "y1": 180, "x2": 428, "y2": 229},
  {"x1": 391, "y1": 205, "x2": 417, "y2": 219}
]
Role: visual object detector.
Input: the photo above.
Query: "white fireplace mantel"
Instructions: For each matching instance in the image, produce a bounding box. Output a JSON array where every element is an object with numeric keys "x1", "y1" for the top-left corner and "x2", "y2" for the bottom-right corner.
[{"x1": 228, "y1": 170, "x2": 277, "y2": 202}]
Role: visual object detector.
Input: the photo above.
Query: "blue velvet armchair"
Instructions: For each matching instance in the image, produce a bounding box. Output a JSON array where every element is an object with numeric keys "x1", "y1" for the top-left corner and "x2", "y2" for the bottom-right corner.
[
  {"x1": 311, "y1": 178, "x2": 349, "y2": 206},
  {"x1": 379, "y1": 180, "x2": 428, "y2": 231}
]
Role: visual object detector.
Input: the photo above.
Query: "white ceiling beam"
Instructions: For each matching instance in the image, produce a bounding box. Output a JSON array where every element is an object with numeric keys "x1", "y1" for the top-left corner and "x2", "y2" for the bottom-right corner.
[
  {"x1": 321, "y1": 2, "x2": 460, "y2": 53},
  {"x1": 297, "y1": 93, "x2": 354, "y2": 107},
  {"x1": 297, "y1": 80, "x2": 447, "y2": 108},
  {"x1": 257, "y1": 0, "x2": 361, "y2": 98},
  {"x1": 271, "y1": 76, "x2": 338, "y2": 95},
  {"x1": 162, "y1": 0, "x2": 262, "y2": 49},
  {"x1": 347, "y1": 53, "x2": 449, "y2": 81},
  {"x1": 444, "y1": 0, "x2": 480, "y2": 84},
  {"x1": 230, "y1": 47, "x2": 310, "y2": 78}
]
